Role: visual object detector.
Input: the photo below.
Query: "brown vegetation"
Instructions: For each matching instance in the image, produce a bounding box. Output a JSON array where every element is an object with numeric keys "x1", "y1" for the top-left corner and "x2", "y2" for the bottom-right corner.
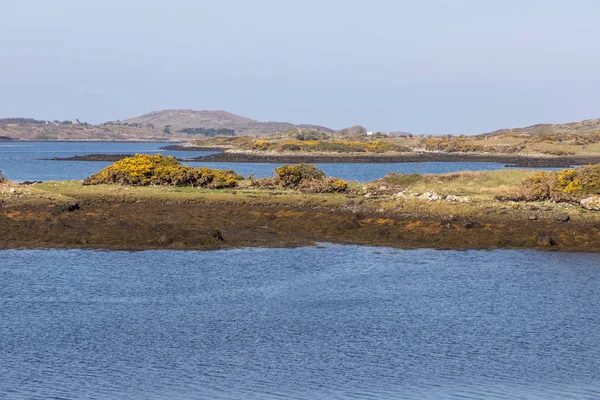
[{"x1": 520, "y1": 165, "x2": 600, "y2": 202}]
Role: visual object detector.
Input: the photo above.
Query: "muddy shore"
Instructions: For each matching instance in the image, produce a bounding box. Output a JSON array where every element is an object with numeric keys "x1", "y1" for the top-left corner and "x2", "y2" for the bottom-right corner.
[
  {"x1": 2, "y1": 194, "x2": 599, "y2": 252},
  {"x1": 48, "y1": 150, "x2": 600, "y2": 168}
]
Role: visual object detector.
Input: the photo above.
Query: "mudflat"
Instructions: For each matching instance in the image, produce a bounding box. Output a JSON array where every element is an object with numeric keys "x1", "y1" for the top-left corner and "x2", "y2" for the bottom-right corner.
[{"x1": 2, "y1": 179, "x2": 599, "y2": 252}]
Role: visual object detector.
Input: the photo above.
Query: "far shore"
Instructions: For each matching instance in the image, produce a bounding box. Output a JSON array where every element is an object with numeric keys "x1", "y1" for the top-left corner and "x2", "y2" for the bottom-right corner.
[{"x1": 44, "y1": 148, "x2": 600, "y2": 168}]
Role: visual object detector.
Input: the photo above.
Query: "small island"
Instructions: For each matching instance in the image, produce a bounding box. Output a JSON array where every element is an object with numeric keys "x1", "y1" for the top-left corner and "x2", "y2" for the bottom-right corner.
[{"x1": 1, "y1": 154, "x2": 600, "y2": 252}]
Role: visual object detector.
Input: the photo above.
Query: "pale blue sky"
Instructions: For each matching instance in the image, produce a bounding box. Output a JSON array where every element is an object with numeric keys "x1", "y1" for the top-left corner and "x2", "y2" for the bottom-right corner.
[{"x1": 1, "y1": 0, "x2": 599, "y2": 134}]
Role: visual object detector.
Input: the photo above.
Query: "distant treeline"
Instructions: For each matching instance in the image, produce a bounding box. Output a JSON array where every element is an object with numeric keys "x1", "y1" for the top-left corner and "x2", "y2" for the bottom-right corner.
[
  {"x1": 179, "y1": 127, "x2": 235, "y2": 136},
  {"x1": 0, "y1": 118, "x2": 88, "y2": 126}
]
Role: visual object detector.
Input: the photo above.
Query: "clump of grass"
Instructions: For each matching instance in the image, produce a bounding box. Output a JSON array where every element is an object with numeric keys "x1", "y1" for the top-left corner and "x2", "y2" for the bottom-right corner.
[
  {"x1": 83, "y1": 154, "x2": 242, "y2": 188},
  {"x1": 379, "y1": 173, "x2": 423, "y2": 186},
  {"x1": 379, "y1": 170, "x2": 537, "y2": 198}
]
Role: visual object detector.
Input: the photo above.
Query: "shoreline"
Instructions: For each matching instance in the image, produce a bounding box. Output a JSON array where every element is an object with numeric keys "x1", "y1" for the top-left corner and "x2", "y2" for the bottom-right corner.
[
  {"x1": 191, "y1": 150, "x2": 598, "y2": 168},
  {"x1": 2, "y1": 180, "x2": 600, "y2": 253},
  {"x1": 47, "y1": 149, "x2": 600, "y2": 168},
  {"x1": 2, "y1": 202, "x2": 599, "y2": 253}
]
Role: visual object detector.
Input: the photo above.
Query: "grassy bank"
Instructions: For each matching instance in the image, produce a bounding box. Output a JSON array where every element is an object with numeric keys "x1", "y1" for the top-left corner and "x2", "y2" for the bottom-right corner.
[{"x1": 1, "y1": 168, "x2": 600, "y2": 252}]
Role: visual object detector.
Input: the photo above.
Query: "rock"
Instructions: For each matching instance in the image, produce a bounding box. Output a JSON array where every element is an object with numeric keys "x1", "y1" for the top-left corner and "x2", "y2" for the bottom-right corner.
[
  {"x1": 364, "y1": 193, "x2": 372, "y2": 198},
  {"x1": 446, "y1": 194, "x2": 470, "y2": 203},
  {"x1": 528, "y1": 214, "x2": 539, "y2": 221},
  {"x1": 376, "y1": 208, "x2": 386, "y2": 213},
  {"x1": 555, "y1": 213, "x2": 571, "y2": 222},
  {"x1": 537, "y1": 233, "x2": 558, "y2": 247},
  {"x1": 209, "y1": 229, "x2": 224, "y2": 241},
  {"x1": 581, "y1": 196, "x2": 600, "y2": 211},
  {"x1": 419, "y1": 192, "x2": 441, "y2": 201},
  {"x1": 379, "y1": 185, "x2": 388, "y2": 191},
  {"x1": 9, "y1": 188, "x2": 16, "y2": 194}
]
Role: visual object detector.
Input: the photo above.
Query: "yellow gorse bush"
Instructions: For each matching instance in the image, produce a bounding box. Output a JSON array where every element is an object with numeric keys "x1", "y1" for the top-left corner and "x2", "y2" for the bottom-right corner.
[
  {"x1": 268, "y1": 163, "x2": 348, "y2": 193},
  {"x1": 521, "y1": 164, "x2": 600, "y2": 201},
  {"x1": 83, "y1": 154, "x2": 241, "y2": 188},
  {"x1": 424, "y1": 138, "x2": 485, "y2": 153},
  {"x1": 248, "y1": 139, "x2": 408, "y2": 154}
]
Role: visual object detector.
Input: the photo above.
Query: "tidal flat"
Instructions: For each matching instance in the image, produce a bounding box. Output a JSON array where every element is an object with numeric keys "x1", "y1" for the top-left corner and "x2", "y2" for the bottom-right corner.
[{"x1": 1, "y1": 173, "x2": 599, "y2": 252}]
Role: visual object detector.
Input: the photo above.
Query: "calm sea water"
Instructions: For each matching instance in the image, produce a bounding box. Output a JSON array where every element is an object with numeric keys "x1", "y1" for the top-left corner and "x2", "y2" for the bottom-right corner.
[
  {"x1": 0, "y1": 141, "x2": 528, "y2": 182},
  {"x1": 1, "y1": 245, "x2": 599, "y2": 399}
]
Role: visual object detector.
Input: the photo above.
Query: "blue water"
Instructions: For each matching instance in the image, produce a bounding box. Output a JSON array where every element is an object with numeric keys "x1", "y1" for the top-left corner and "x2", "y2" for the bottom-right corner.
[
  {"x1": 0, "y1": 141, "x2": 531, "y2": 182},
  {"x1": 1, "y1": 245, "x2": 599, "y2": 399},
  {"x1": 0, "y1": 142, "x2": 214, "y2": 182}
]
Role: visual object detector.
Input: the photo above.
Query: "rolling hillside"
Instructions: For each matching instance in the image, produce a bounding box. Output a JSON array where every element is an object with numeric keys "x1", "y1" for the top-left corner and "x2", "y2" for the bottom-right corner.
[
  {"x1": 120, "y1": 109, "x2": 334, "y2": 136},
  {"x1": 482, "y1": 118, "x2": 600, "y2": 137}
]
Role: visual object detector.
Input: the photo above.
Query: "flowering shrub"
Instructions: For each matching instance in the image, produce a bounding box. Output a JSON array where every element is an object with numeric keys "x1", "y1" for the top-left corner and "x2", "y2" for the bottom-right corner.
[
  {"x1": 252, "y1": 163, "x2": 348, "y2": 193},
  {"x1": 521, "y1": 164, "x2": 600, "y2": 201},
  {"x1": 83, "y1": 154, "x2": 241, "y2": 188},
  {"x1": 275, "y1": 163, "x2": 325, "y2": 187},
  {"x1": 248, "y1": 139, "x2": 409, "y2": 153},
  {"x1": 424, "y1": 138, "x2": 485, "y2": 153}
]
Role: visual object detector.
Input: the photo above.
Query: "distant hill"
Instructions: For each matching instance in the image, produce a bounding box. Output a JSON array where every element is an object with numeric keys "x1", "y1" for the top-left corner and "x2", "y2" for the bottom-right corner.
[
  {"x1": 119, "y1": 109, "x2": 335, "y2": 136},
  {"x1": 482, "y1": 118, "x2": 600, "y2": 137}
]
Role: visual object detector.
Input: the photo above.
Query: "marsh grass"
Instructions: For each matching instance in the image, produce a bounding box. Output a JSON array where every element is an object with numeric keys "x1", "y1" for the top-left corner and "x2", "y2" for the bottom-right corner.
[{"x1": 378, "y1": 170, "x2": 538, "y2": 197}]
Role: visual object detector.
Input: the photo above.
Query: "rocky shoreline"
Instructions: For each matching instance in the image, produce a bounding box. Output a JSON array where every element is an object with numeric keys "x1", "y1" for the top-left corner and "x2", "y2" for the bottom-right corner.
[
  {"x1": 44, "y1": 150, "x2": 600, "y2": 168},
  {"x1": 1, "y1": 181, "x2": 600, "y2": 252},
  {"x1": 2, "y1": 202, "x2": 599, "y2": 252},
  {"x1": 190, "y1": 151, "x2": 600, "y2": 168}
]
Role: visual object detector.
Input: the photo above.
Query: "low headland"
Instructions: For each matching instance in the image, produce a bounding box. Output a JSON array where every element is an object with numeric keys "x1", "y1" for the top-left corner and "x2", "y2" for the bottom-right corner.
[
  {"x1": 2, "y1": 154, "x2": 600, "y2": 252},
  {"x1": 158, "y1": 126, "x2": 600, "y2": 168}
]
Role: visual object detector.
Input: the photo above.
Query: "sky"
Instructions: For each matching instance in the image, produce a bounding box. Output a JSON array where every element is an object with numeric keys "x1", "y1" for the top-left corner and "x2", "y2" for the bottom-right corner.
[{"x1": 1, "y1": 0, "x2": 599, "y2": 134}]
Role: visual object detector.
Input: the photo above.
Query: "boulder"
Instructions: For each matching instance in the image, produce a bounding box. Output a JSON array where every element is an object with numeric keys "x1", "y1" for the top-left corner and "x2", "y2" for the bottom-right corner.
[
  {"x1": 446, "y1": 195, "x2": 470, "y2": 203},
  {"x1": 555, "y1": 213, "x2": 571, "y2": 222},
  {"x1": 581, "y1": 196, "x2": 600, "y2": 211},
  {"x1": 419, "y1": 192, "x2": 441, "y2": 201}
]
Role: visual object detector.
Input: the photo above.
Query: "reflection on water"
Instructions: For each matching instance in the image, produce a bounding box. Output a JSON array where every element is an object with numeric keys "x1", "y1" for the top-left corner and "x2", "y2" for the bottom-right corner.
[{"x1": 1, "y1": 245, "x2": 599, "y2": 399}]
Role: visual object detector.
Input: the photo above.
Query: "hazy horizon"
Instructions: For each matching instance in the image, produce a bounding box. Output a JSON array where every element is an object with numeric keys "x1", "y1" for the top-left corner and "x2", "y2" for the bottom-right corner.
[{"x1": 2, "y1": 0, "x2": 599, "y2": 134}]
